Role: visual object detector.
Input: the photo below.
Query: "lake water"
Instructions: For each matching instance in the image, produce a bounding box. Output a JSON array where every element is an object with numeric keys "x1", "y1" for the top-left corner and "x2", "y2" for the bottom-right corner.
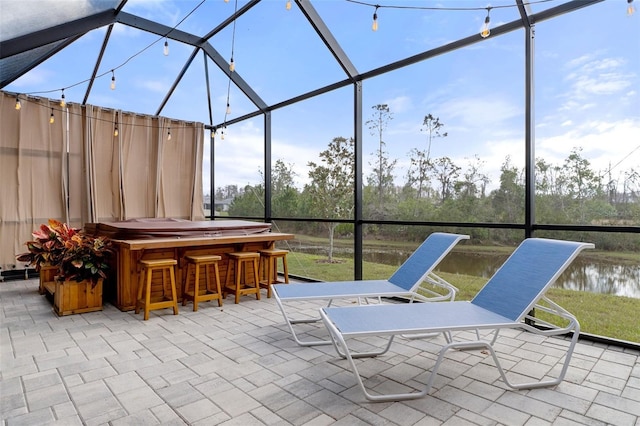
[{"x1": 296, "y1": 246, "x2": 640, "y2": 298}]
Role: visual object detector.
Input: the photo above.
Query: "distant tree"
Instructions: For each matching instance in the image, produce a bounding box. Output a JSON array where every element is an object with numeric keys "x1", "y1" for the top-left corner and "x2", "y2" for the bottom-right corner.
[
  {"x1": 228, "y1": 184, "x2": 264, "y2": 217},
  {"x1": 563, "y1": 147, "x2": 603, "y2": 201},
  {"x1": 215, "y1": 184, "x2": 239, "y2": 200},
  {"x1": 491, "y1": 156, "x2": 524, "y2": 223},
  {"x1": 270, "y1": 159, "x2": 300, "y2": 218},
  {"x1": 271, "y1": 159, "x2": 297, "y2": 193},
  {"x1": 456, "y1": 155, "x2": 489, "y2": 199},
  {"x1": 561, "y1": 147, "x2": 604, "y2": 223},
  {"x1": 406, "y1": 114, "x2": 448, "y2": 201},
  {"x1": 430, "y1": 156, "x2": 460, "y2": 203},
  {"x1": 406, "y1": 148, "x2": 431, "y2": 199},
  {"x1": 366, "y1": 104, "x2": 396, "y2": 217},
  {"x1": 305, "y1": 137, "x2": 355, "y2": 262},
  {"x1": 421, "y1": 113, "x2": 447, "y2": 162}
]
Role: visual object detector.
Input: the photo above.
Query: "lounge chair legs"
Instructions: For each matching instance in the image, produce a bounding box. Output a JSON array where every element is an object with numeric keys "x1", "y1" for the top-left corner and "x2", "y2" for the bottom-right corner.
[{"x1": 320, "y1": 307, "x2": 581, "y2": 402}]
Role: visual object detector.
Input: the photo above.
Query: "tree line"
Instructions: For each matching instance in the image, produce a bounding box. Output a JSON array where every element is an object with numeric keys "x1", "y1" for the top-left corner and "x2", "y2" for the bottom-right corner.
[{"x1": 216, "y1": 105, "x2": 639, "y2": 254}]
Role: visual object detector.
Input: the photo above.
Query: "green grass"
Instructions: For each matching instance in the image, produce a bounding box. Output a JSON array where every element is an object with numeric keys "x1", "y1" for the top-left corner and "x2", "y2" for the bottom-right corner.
[{"x1": 285, "y1": 251, "x2": 640, "y2": 344}]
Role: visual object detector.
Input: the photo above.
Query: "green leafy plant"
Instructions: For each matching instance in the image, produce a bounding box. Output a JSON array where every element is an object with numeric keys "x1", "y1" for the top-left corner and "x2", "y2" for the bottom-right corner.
[{"x1": 17, "y1": 219, "x2": 113, "y2": 286}]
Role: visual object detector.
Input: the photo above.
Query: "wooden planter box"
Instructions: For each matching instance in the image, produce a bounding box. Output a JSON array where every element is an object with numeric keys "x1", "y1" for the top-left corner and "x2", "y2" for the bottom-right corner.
[
  {"x1": 39, "y1": 265, "x2": 58, "y2": 295},
  {"x1": 51, "y1": 278, "x2": 103, "y2": 316}
]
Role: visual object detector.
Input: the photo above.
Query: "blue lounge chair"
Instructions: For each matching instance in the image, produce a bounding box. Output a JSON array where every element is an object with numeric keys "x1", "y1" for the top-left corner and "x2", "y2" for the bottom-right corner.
[
  {"x1": 273, "y1": 232, "x2": 470, "y2": 346},
  {"x1": 320, "y1": 238, "x2": 594, "y2": 402}
]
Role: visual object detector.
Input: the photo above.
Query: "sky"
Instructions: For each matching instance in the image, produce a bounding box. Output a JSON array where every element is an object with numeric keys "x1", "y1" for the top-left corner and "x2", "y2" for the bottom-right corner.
[{"x1": 3, "y1": 0, "x2": 640, "y2": 195}]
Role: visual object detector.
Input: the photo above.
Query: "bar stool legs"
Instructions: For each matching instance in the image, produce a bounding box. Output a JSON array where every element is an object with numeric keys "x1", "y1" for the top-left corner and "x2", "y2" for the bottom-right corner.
[
  {"x1": 182, "y1": 254, "x2": 223, "y2": 311},
  {"x1": 135, "y1": 258, "x2": 179, "y2": 320},
  {"x1": 224, "y1": 252, "x2": 260, "y2": 304},
  {"x1": 259, "y1": 249, "x2": 289, "y2": 298}
]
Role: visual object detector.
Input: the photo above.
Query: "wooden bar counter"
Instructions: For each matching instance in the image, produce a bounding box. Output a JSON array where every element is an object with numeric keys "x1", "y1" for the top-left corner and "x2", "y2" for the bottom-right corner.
[{"x1": 88, "y1": 220, "x2": 293, "y2": 311}]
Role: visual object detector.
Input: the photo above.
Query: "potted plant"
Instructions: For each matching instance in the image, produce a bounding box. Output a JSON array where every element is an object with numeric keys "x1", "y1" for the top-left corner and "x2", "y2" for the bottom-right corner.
[
  {"x1": 16, "y1": 219, "x2": 72, "y2": 294},
  {"x1": 17, "y1": 219, "x2": 114, "y2": 315}
]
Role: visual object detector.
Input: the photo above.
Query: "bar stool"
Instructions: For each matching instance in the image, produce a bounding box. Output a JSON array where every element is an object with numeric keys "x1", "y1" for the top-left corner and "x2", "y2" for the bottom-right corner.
[
  {"x1": 258, "y1": 248, "x2": 290, "y2": 298},
  {"x1": 182, "y1": 254, "x2": 223, "y2": 311},
  {"x1": 224, "y1": 252, "x2": 260, "y2": 304},
  {"x1": 135, "y1": 258, "x2": 179, "y2": 321}
]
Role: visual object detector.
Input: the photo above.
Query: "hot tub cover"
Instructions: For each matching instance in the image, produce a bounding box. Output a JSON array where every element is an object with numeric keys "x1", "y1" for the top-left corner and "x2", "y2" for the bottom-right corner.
[{"x1": 86, "y1": 218, "x2": 272, "y2": 239}]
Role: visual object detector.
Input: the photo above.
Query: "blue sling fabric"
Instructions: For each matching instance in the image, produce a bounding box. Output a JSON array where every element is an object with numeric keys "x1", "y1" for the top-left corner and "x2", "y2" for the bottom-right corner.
[
  {"x1": 471, "y1": 238, "x2": 588, "y2": 321},
  {"x1": 388, "y1": 232, "x2": 464, "y2": 291}
]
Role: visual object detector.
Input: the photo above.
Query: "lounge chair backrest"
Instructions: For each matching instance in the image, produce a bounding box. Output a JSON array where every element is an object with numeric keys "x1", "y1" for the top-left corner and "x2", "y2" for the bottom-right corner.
[
  {"x1": 388, "y1": 232, "x2": 469, "y2": 291},
  {"x1": 471, "y1": 238, "x2": 594, "y2": 321}
]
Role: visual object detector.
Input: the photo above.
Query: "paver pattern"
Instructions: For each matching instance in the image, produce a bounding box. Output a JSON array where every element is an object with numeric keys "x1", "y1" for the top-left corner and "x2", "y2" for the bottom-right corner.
[{"x1": 1, "y1": 278, "x2": 639, "y2": 425}]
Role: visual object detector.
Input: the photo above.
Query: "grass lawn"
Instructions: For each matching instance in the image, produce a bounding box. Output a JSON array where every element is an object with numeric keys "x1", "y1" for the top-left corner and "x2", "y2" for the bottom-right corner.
[{"x1": 285, "y1": 251, "x2": 640, "y2": 344}]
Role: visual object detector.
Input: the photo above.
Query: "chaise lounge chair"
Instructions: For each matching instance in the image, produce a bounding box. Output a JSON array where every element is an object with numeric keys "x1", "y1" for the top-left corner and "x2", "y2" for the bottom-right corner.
[
  {"x1": 319, "y1": 237, "x2": 594, "y2": 402},
  {"x1": 273, "y1": 232, "x2": 470, "y2": 346}
]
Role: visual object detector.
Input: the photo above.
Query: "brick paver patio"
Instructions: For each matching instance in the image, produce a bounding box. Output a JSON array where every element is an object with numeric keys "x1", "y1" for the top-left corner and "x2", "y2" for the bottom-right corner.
[{"x1": 1, "y1": 278, "x2": 638, "y2": 425}]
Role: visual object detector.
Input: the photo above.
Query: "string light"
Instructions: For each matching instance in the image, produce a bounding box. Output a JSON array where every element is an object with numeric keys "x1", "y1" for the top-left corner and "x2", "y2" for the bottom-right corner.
[
  {"x1": 372, "y1": 5, "x2": 379, "y2": 31},
  {"x1": 110, "y1": 70, "x2": 116, "y2": 90},
  {"x1": 480, "y1": 7, "x2": 491, "y2": 38},
  {"x1": 167, "y1": 127, "x2": 172, "y2": 141},
  {"x1": 628, "y1": 0, "x2": 636, "y2": 16},
  {"x1": 59, "y1": 89, "x2": 66, "y2": 108},
  {"x1": 348, "y1": 0, "x2": 561, "y2": 34},
  {"x1": 211, "y1": 129, "x2": 216, "y2": 139},
  {"x1": 229, "y1": 57, "x2": 235, "y2": 72},
  {"x1": 286, "y1": 0, "x2": 292, "y2": 10},
  {"x1": 163, "y1": 39, "x2": 169, "y2": 56},
  {"x1": 220, "y1": 126, "x2": 225, "y2": 140},
  {"x1": 49, "y1": 108, "x2": 55, "y2": 124},
  {"x1": 226, "y1": 102, "x2": 231, "y2": 115},
  {"x1": 15, "y1": 96, "x2": 21, "y2": 110}
]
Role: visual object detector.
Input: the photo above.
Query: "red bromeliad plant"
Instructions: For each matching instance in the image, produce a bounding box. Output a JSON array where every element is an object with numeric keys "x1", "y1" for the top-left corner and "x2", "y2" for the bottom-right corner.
[
  {"x1": 17, "y1": 219, "x2": 113, "y2": 286},
  {"x1": 16, "y1": 219, "x2": 75, "y2": 271}
]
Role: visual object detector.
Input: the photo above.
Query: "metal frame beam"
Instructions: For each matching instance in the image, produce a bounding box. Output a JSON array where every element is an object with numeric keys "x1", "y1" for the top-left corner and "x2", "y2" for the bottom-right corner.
[
  {"x1": 296, "y1": 0, "x2": 358, "y2": 80},
  {"x1": 0, "y1": 10, "x2": 116, "y2": 59}
]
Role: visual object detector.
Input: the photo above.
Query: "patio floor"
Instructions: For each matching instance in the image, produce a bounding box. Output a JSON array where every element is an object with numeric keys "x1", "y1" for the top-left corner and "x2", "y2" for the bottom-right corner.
[{"x1": 1, "y1": 277, "x2": 639, "y2": 425}]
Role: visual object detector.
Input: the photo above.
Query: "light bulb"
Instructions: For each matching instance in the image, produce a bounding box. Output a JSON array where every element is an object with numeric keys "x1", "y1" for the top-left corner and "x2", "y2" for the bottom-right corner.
[
  {"x1": 60, "y1": 91, "x2": 66, "y2": 108},
  {"x1": 229, "y1": 58, "x2": 235, "y2": 72},
  {"x1": 221, "y1": 130, "x2": 225, "y2": 140},
  {"x1": 114, "y1": 127, "x2": 119, "y2": 137},
  {"x1": 286, "y1": 0, "x2": 291, "y2": 10},
  {"x1": 372, "y1": 12, "x2": 378, "y2": 31},
  {"x1": 164, "y1": 39, "x2": 169, "y2": 56},
  {"x1": 226, "y1": 103, "x2": 231, "y2": 114},
  {"x1": 628, "y1": 0, "x2": 635, "y2": 15},
  {"x1": 49, "y1": 109, "x2": 54, "y2": 124},
  {"x1": 211, "y1": 130, "x2": 215, "y2": 139},
  {"x1": 167, "y1": 128, "x2": 172, "y2": 141},
  {"x1": 480, "y1": 13, "x2": 491, "y2": 38},
  {"x1": 15, "y1": 97, "x2": 21, "y2": 110},
  {"x1": 110, "y1": 71, "x2": 116, "y2": 90}
]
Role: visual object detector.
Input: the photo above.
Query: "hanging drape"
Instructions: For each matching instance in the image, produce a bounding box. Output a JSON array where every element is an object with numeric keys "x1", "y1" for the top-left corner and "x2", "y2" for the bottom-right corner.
[
  {"x1": 0, "y1": 91, "x2": 205, "y2": 269},
  {"x1": 0, "y1": 94, "x2": 66, "y2": 269}
]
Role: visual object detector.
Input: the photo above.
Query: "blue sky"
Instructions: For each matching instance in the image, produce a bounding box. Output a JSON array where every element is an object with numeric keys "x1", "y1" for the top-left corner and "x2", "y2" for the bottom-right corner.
[{"x1": 4, "y1": 0, "x2": 640, "y2": 195}]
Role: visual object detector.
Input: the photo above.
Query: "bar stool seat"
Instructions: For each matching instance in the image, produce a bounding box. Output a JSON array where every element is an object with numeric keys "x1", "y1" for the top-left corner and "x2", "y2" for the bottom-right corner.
[
  {"x1": 182, "y1": 254, "x2": 223, "y2": 311},
  {"x1": 135, "y1": 258, "x2": 179, "y2": 320},
  {"x1": 259, "y1": 248, "x2": 289, "y2": 298},
  {"x1": 224, "y1": 252, "x2": 260, "y2": 304}
]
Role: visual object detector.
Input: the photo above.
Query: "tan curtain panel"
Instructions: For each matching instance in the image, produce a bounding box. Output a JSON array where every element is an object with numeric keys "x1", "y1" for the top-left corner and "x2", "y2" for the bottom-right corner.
[
  {"x1": 0, "y1": 93, "x2": 66, "y2": 268},
  {"x1": 0, "y1": 91, "x2": 205, "y2": 270},
  {"x1": 84, "y1": 105, "x2": 121, "y2": 223},
  {"x1": 158, "y1": 119, "x2": 205, "y2": 220},
  {"x1": 66, "y1": 102, "x2": 85, "y2": 228}
]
